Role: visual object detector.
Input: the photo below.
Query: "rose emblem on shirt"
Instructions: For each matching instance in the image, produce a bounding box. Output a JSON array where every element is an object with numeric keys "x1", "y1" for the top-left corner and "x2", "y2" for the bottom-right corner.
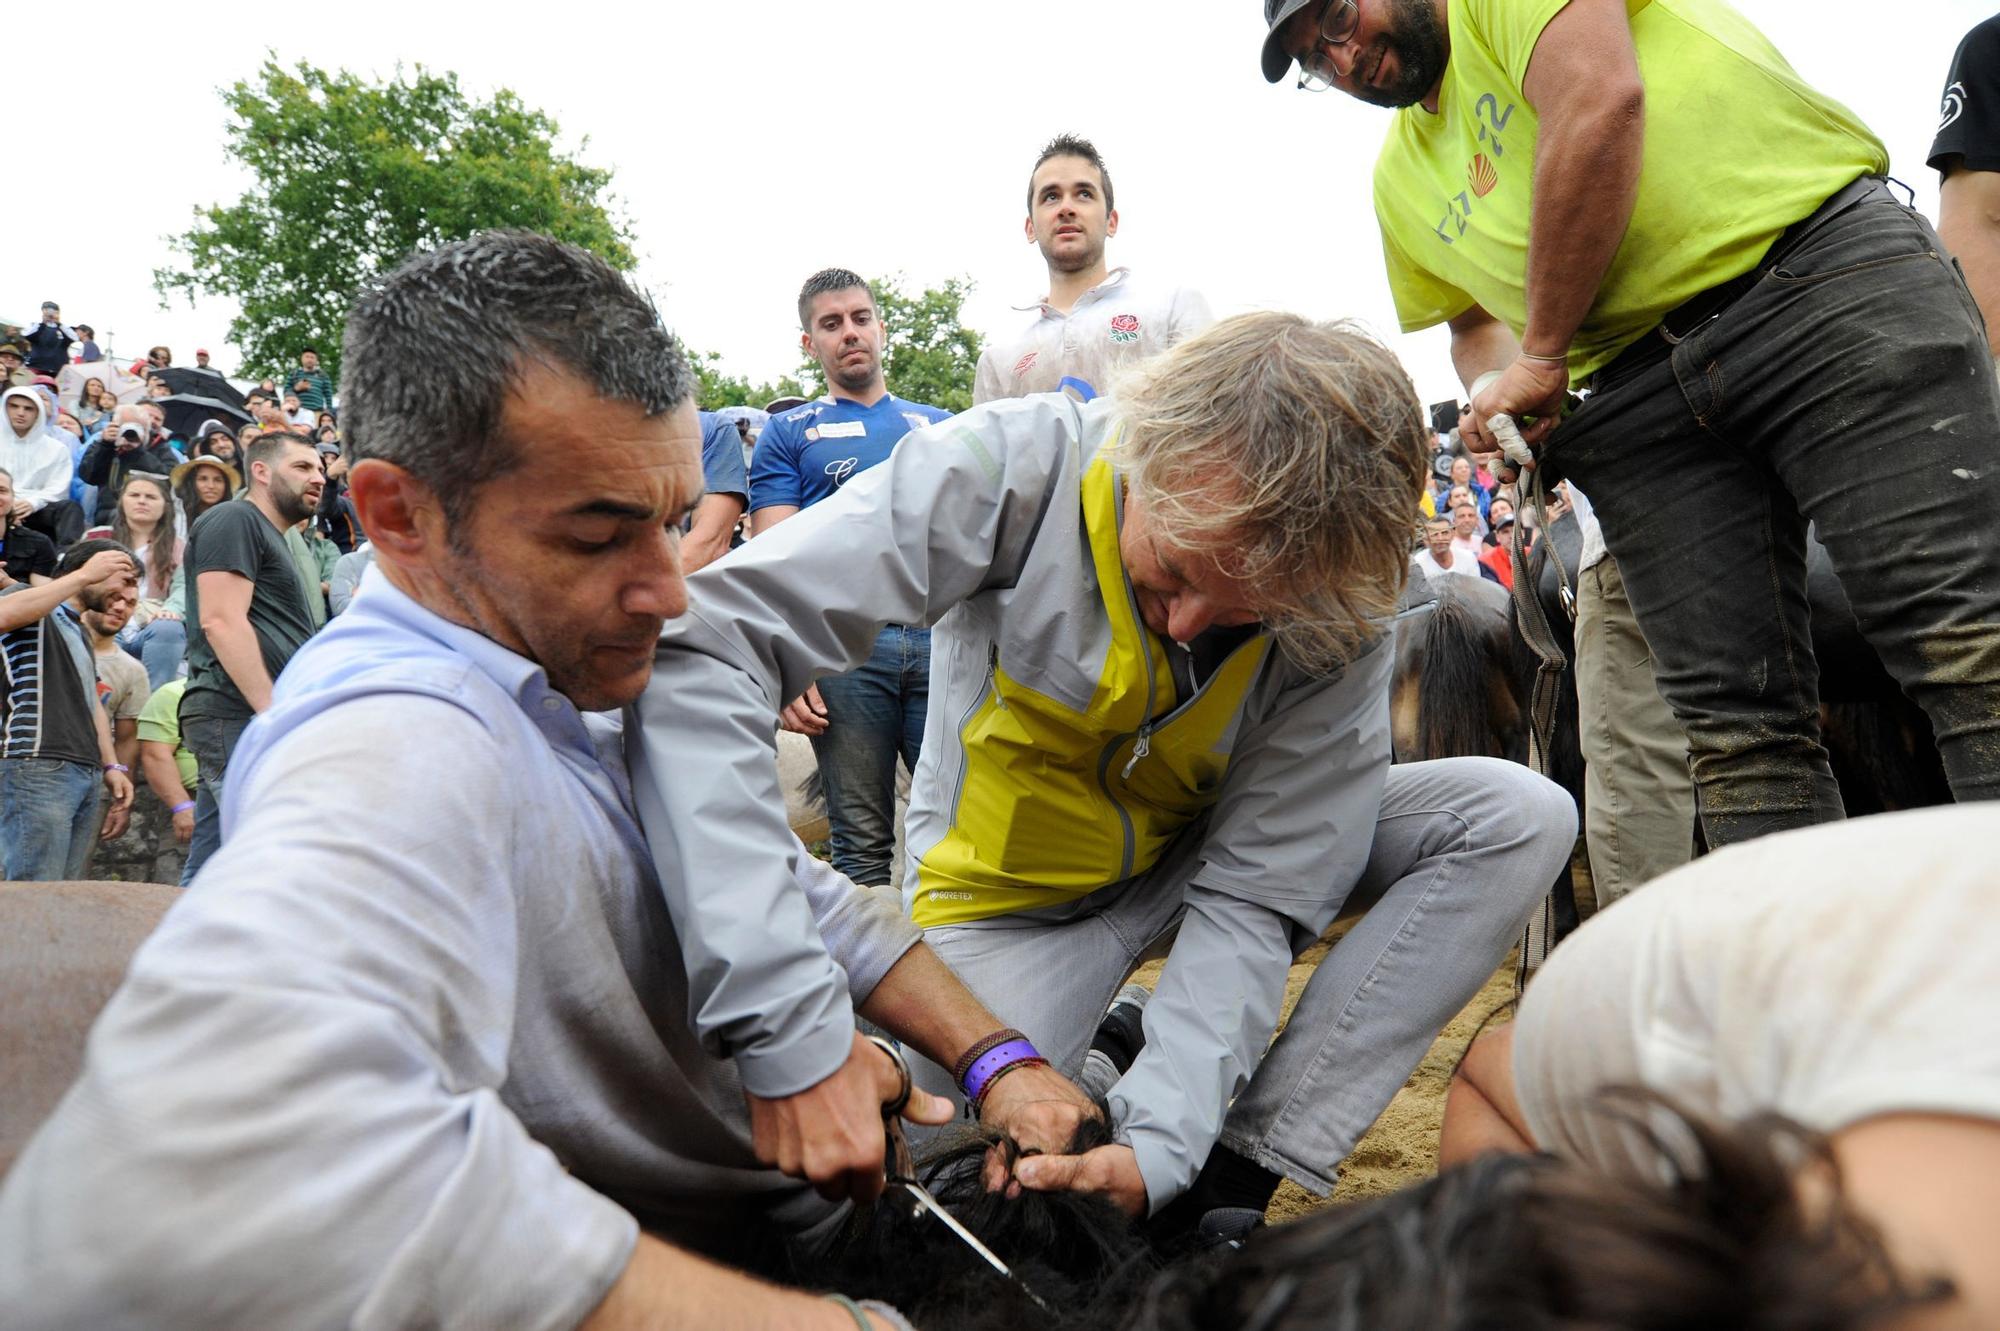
[
  {"x1": 1108, "y1": 314, "x2": 1141, "y2": 344},
  {"x1": 1014, "y1": 350, "x2": 1039, "y2": 377}
]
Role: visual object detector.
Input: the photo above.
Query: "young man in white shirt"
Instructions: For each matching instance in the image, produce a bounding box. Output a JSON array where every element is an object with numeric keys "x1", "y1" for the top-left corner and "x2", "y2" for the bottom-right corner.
[{"x1": 972, "y1": 134, "x2": 1213, "y2": 404}]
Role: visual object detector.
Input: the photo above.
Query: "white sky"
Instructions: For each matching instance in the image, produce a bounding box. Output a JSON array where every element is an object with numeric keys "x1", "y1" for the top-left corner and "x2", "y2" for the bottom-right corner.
[{"x1": 2, "y1": 0, "x2": 1985, "y2": 410}]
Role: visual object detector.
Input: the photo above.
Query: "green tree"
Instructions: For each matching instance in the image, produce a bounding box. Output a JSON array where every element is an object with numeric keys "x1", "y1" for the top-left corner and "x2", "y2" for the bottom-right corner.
[
  {"x1": 687, "y1": 349, "x2": 807, "y2": 410},
  {"x1": 868, "y1": 275, "x2": 983, "y2": 413},
  {"x1": 157, "y1": 58, "x2": 634, "y2": 383}
]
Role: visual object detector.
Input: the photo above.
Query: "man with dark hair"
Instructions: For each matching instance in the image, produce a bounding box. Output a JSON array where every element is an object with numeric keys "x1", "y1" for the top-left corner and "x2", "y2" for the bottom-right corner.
[
  {"x1": 0, "y1": 230, "x2": 1068, "y2": 1331},
  {"x1": 291, "y1": 347, "x2": 334, "y2": 414},
  {"x1": 973, "y1": 134, "x2": 1212, "y2": 404},
  {"x1": 0, "y1": 539, "x2": 137, "y2": 880},
  {"x1": 177, "y1": 429, "x2": 323, "y2": 870},
  {"x1": 751, "y1": 267, "x2": 951, "y2": 890},
  {"x1": 1261, "y1": 0, "x2": 2000, "y2": 847},
  {"x1": 1933, "y1": 15, "x2": 2000, "y2": 358}
]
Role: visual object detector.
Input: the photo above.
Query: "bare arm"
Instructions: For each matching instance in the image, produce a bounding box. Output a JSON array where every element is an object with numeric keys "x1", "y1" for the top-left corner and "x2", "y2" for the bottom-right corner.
[
  {"x1": 93, "y1": 696, "x2": 134, "y2": 837},
  {"x1": 197, "y1": 570, "x2": 275, "y2": 713},
  {"x1": 1939, "y1": 165, "x2": 2000, "y2": 354},
  {"x1": 1448, "y1": 305, "x2": 1522, "y2": 388},
  {"x1": 681, "y1": 494, "x2": 746, "y2": 574},
  {"x1": 1439, "y1": 1024, "x2": 1537, "y2": 1166},
  {"x1": 0, "y1": 554, "x2": 126, "y2": 631},
  {"x1": 112, "y1": 716, "x2": 139, "y2": 773},
  {"x1": 749, "y1": 504, "x2": 800, "y2": 538},
  {"x1": 582, "y1": 1234, "x2": 892, "y2": 1331},
  {"x1": 1463, "y1": 0, "x2": 1644, "y2": 455},
  {"x1": 859, "y1": 941, "x2": 1101, "y2": 1151}
]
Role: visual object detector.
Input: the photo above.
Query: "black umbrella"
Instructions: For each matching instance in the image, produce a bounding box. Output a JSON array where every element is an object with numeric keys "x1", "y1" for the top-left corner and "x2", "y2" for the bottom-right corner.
[
  {"x1": 154, "y1": 393, "x2": 253, "y2": 438},
  {"x1": 149, "y1": 365, "x2": 247, "y2": 411}
]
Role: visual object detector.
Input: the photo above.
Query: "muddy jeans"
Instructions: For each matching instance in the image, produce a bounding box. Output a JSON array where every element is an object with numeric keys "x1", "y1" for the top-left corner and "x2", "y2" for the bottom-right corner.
[{"x1": 1547, "y1": 177, "x2": 2000, "y2": 847}]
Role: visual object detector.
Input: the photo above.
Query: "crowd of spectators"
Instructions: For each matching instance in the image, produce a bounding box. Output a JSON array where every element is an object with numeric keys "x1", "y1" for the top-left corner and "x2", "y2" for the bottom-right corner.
[{"x1": 2, "y1": 306, "x2": 356, "y2": 883}]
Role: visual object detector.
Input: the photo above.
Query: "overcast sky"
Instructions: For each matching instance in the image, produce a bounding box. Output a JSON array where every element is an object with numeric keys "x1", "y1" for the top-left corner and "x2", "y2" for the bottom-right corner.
[{"x1": 3, "y1": 0, "x2": 1985, "y2": 409}]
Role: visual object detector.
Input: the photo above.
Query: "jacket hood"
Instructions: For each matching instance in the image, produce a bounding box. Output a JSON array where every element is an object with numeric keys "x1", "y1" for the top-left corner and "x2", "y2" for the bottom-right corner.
[{"x1": 3, "y1": 385, "x2": 49, "y2": 442}]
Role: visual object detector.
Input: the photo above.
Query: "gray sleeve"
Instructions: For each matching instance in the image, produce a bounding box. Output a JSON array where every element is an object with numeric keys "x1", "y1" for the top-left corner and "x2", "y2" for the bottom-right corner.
[
  {"x1": 1108, "y1": 642, "x2": 1396, "y2": 1208},
  {"x1": 0, "y1": 698, "x2": 635, "y2": 1330},
  {"x1": 626, "y1": 403, "x2": 1070, "y2": 1097},
  {"x1": 794, "y1": 848, "x2": 922, "y2": 1002}
]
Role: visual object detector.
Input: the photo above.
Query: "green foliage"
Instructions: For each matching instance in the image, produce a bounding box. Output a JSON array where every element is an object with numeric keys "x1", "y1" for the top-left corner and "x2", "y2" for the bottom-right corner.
[
  {"x1": 157, "y1": 58, "x2": 635, "y2": 383},
  {"x1": 687, "y1": 349, "x2": 807, "y2": 411},
  {"x1": 867, "y1": 275, "x2": 983, "y2": 414}
]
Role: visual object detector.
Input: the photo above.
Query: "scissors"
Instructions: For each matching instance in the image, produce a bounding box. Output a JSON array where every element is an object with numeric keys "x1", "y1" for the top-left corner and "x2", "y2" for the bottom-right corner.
[{"x1": 864, "y1": 1034, "x2": 1056, "y2": 1317}]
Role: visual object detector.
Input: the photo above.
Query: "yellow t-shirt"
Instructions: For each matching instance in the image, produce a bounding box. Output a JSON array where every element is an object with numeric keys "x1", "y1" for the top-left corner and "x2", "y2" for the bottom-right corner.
[{"x1": 1373, "y1": 0, "x2": 1888, "y2": 380}]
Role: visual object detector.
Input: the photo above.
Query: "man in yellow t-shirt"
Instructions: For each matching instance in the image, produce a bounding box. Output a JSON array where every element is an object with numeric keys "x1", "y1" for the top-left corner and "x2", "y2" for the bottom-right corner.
[{"x1": 1260, "y1": 0, "x2": 2000, "y2": 850}]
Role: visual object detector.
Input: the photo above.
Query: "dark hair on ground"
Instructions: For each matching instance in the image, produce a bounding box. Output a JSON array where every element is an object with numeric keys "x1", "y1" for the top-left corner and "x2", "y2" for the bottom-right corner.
[
  {"x1": 1027, "y1": 133, "x2": 1114, "y2": 213},
  {"x1": 809, "y1": 1115, "x2": 1158, "y2": 1328},
  {"x1": 340, "y1": 230, "x2": 695, "y2": 529},
  {"x1": 55, "y1": 536, "x2": 136, "y2": 579},
  {"x1": 246, "y1": 429, "x2": 316, "y2": 480},
  {"x1": 1126, "y1": 1091, "x2": 1952, "y2": 1331},
  {"x1": 796, "y1": 267, "x2": 873, "y2": 331}
]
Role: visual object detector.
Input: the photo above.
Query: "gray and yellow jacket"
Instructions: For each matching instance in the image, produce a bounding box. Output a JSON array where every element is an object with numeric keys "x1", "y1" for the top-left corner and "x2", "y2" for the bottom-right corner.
[{"x1": 631, "y1": 393, "x2": 1393, "y2": 1209}]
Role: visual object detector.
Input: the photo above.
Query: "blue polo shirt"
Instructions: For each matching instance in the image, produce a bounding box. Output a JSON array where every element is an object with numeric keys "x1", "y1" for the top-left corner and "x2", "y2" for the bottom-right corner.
[
  {"x1": 695, "y1": 411, "x2": 748, "y2": 503},
  {"x1": 748, "y1": 392, "x2": 950, "y2": 513}
]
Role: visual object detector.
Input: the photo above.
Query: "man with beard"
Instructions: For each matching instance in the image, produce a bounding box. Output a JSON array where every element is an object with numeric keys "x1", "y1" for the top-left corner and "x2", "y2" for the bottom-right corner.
[
  {"x1": 178, "y1": 429, "x2": 323, "y2": 860},
  {"x1": 749, "y1": 268, "x2": 951, "y2": 891},
  {"x1": 1259, "y1": 0, "x2": 2000, "y2": 849},
  {"x1": 0, "y1": 539, "x2": 138, "y2": 880},
  {"x1": 973, "y1": 134, "x2": 1212, "y2": 404}
]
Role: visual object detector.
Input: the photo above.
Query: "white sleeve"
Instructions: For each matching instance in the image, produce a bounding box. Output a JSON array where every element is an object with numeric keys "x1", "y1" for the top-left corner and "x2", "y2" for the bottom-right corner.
[
  {"x1": 1167, "y1": 287, "x2": 1215, "y2": 346},
  {"x1": 16, "y1": 440, "x2": 73, "y2": 511},
  {"x1": 0, "y1": 697, "x2": 635, "y2": 1331}
]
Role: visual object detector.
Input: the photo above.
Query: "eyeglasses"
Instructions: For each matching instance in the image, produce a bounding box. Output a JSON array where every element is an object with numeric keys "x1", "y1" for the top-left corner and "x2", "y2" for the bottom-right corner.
[{"x1": 1297, "y1": 0, "x2": 1362, "y2": 92}]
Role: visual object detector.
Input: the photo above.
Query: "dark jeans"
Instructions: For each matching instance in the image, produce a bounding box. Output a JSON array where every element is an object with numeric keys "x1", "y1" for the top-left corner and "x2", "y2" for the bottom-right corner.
[
  {"x1": 0, "y1": 757, "x2": 102, "y2": 880},
  {"x1": 180, "y1": 713, "x2": 251, "y2": 885},
  {"x1": 1548, "y1": 177, "x2": 2000, "y2": 847},
  {"x1": 809, "y1": 625, "x2": 929, "y2": 885}
]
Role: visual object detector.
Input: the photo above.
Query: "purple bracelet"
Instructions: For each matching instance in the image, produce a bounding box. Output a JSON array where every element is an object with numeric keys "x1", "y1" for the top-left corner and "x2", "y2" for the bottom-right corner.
[
  {"x1": 960, "y1": 1037, "x2": 1042, "y2": 1104},
  {"x1": 169, "y1": 800, "x2": 196, "y2": 815}
]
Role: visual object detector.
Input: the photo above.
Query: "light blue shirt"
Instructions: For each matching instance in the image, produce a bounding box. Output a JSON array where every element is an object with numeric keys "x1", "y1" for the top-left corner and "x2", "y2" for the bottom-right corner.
[{"x1": 0, "y1": 565, "x2": 921, "y2": 1329}]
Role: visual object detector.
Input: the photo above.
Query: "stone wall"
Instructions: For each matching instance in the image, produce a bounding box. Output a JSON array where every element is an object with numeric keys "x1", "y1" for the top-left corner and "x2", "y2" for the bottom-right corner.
[{"x1": 85, "y1": 787, "x2": 184, "y2": 886}]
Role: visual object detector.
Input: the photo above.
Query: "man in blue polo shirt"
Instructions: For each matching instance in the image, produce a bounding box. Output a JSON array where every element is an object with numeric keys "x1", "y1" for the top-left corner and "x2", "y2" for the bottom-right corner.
[{"x1": 749, "y1": 268, "x2": 951, "y2": 888}]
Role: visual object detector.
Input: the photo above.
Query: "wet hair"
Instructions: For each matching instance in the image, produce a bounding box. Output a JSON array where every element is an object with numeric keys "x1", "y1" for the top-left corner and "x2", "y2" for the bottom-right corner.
[
  {"x1": 341, "y1": 230, "x2": 694, "y2": 528},
  {"x1": 796, "y1": 267, "x2": 873, "y2": 331},
  {"x1": 55, "y1": 537, "x2": 136, "y2": 580},
  {"x1": 245, "y1": 428, "x2": 316, "y2": 484},
  {"x1": 1028, "y1": 133, "x2": 1114, "y2": 213},
  {"x1": 1126, "y1": 1094, "x2": 1950, "y2": 1331}
]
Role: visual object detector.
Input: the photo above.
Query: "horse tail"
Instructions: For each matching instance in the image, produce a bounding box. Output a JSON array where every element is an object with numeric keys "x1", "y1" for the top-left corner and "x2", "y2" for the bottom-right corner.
[{"x1": 1417, "y1": 592, "x2": 1504, "y2": 760}]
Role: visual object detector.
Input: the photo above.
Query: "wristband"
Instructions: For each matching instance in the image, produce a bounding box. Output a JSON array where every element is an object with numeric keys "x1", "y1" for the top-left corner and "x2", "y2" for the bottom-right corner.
[
  {"x1": 961, "y1": 1036, "x2": 1043, "y2": 1106},
  {"x1": 170, "y1": 800, "x2": 196, "y2": 815},
  {"x1": 951, "y1": 1027, "x2": 1028, "y2": 1089},
  {"x1": 972, "y1": 1055, "x2": 1049, "y2": 1115},
  {"x1": 825, "y1": 1294, "x2": 871, "y2": 1331},
  {"x1": 102, "y1": 763, "x2": 129, "y2": 774},
  {"x1": 1517, "y1": 350, "x2": 1568, "y2": 365}
]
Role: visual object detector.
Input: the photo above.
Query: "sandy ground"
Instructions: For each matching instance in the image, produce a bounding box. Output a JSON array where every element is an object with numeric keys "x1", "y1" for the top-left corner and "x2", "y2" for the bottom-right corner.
[{"x1": 1132, "y1": 844, "x2": 1592, "y2": 1223}]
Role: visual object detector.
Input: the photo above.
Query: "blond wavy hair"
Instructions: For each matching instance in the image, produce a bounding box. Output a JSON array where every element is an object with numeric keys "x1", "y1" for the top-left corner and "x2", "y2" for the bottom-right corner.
[{"x1": 1108, "y1": 312, "x2": 1428, "y2": 673}]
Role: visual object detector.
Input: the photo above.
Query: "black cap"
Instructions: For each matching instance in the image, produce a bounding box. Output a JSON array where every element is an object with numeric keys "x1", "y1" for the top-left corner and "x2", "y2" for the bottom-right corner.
[{"x1": 1261, "y1": 0, "x2": 1317, "y2": 82}]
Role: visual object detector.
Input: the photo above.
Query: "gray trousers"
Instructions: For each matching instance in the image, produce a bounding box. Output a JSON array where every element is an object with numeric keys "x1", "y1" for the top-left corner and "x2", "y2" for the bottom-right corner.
[
  {"x1": 1573, "y1": 554, "x2": 1697, "y2": 905},
  {"x1": 915, "y1": 756, "x2": 1576, "y2": 1197}
]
